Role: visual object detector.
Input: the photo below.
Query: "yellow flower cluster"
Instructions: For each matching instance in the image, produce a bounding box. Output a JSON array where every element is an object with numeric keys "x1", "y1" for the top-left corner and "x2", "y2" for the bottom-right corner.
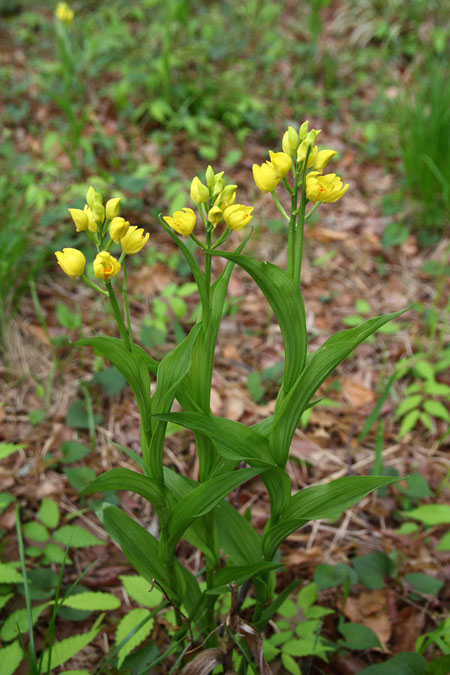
[
  {"x1": 55, "y1": 186, "x2": 149, "y2": 282},
  {"x1": 253, "y1": 120, "x2": 348, "y2": 205},
  {"x1": 55, "y1": 2, "x2": 74, "y2": 24},
  {"x1": 163, "y1": 165, "x2": 254, "y2": 237}
]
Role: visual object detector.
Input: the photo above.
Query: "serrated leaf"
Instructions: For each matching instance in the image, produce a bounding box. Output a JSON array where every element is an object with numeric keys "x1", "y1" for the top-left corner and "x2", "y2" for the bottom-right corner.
[
  {"x1": 23, "y1": 521, "x2": 49, "y2": 542},
  {"x1": 82, "y1": 468, "x2": 164, "y2": 509},
  {"x1": 41, "y1": 623, "x2": 102, "y2": 670},
  {"x1": 1, "y1": 603, "x2": 49, "y2": 642},
  {"x1": 37, "y1": 498, "x2": 60, "y2": 529},
  {"x1": 0, "y1": 563, "x2": 23, "y2": 583},
  {"x1": 271, "y1": 309, "x2": 409, "y2": 465},
  {"x1": 116, "y1": 608, "x2": 154, "y2": 667},
  {"x1": 0, "y1": 640, "x2": 23, "y2": 675},
  {"x1": 53, "y1": 525, "x2": 104, "y2": 548},
  {"x1": 62, "y1": 591, "x2": 120, "y2": 611},
  {"x1": 119, "y1": 575, "x2": 164, "y2": 608},
  {"x1": 423, "y1": 399, "x2": 450, "y2": 422},
  {"x1": 0, "y1": 443, "x2": 25, "y2": 460},
  {"x1": 405, "y1": 504, "x2": 450, "y2": 525}
]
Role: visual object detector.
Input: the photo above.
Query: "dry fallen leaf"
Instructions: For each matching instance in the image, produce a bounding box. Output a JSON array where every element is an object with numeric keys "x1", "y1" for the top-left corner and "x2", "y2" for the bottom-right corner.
[
  {"x1": 341, "y1": 589, "x2": 392, "y2": 649},
  {"x1": 342, "y1": 378, "x2": 375, "y2": 408}
]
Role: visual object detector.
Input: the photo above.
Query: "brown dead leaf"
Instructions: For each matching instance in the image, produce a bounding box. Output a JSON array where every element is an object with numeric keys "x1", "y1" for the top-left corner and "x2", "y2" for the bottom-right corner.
[
  {"x1": 19, "y1": 321, "x2": 50, "y2": 346},
  {"x1": 283, "y1": 546, "x2": 323, "y2": 566},
  {"x1": 342, "y1": 590, "x2": 391, "y2": 649},
  {"x1": 225, "y1": 389, "x2": 246, "y2": 421},
  {"x1": 308, "y1": 226, "x2": 349, "y2": 243},
  {"x1": 342, "y1": 378, "x2": 374, "y2": 408},
  {"x1": 392, "y1": 607, "x2": 426, "y2": 653},
  {"x1": 210, "y1": 388, "x2": 223, "y2": 416}
]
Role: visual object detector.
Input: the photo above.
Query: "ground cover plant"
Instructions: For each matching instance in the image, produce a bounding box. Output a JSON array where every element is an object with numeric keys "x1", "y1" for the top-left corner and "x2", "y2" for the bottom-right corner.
[{"x1": 0, "y1": 1, "x2": 448, "y2": 673}]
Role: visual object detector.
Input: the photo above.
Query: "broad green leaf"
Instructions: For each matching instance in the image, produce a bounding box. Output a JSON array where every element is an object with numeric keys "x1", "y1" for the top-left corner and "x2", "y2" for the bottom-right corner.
[
  {"x1": 37, "y1": 499, "x2": 60, "y2": 529},
  {"x1": 0, "y1": 563, "x2": 23, "y2": 583},
  {"x1": 60, "y1": 441, "x2": 91, "y2": 463},
  {"x1": 437, "y1": 531, "x2": 450, "y2": 551},
  {"x1": 115, "y1": 608, "x2": 154, "y2": 668},
  {"x1": 23, "y1": 521, "x2": 49, "y2": 542},
  {"x1": 154, "y1": 412, "x2": 275, "y2": 467},
  {"x1": 82, "y1": 468, "x2": 164, "y2": 508},
  {"x1": 216, "y1": 252, "x2": 307, "y2": 392},
  {"x1": 165, "y1": 468, "x2": 263, "y2": 555},
  {"x1": 0, "y1": 443, "x2": 25, "y2": 461},
  {"x1": 404, "y1": 573, "x2": 444, "y2": 595},
  {"x1": 271, "y1": 309, "x2": 409, "y2": 465},
  {"x1": 356, "y1": 652, "x2": 427, "y2": 674},
  {"x1": 281, "y1": 653, "x2": 302, "y2": 675},
  {"x1": 262, "y1": 475, "x2": 401, "y2": 559},
  {"x1": 314, "y1": 563, "x2": 357, "y2": 590},
  {"x1": 43, "y1": 543, "x2": 71, "y2": 565},
  {"x1": 53, "y1": 525, "x2": 104, "y2": 548},
  {"x1": 405, "y1": 504, "x2": 450, "y2": 525},
  {"x1": 206, "y1": 563, "x2": 282, "y2": 594},
  {"x1": 65, "y1": 466, "x2": 96, "y2": 491},
  {"x1": 297, "y1": 582, "x2": 318, "y2": 609},
  {"x1": 352, "y1": 552, "x2": 394, "y2": 589},
  {"x1": 261, "y1": 466, "x2": 292, "y2": 520},
  {"x1": 1, "y1": 603, "x2": 49, "y2": 642},
  {"x1": 41, "y1": 622, "x2": 102, "y2": 670},
  {"x1": 0, "y1": 640, "x2": 23, "y2": 675},
  {"x1": 118, "y1": 575, "x2": 164, "y2": 608},
  {"x1": 215, "y1": 501, "x2": 263, "y2": 565},
  {"x1": 339, "y1": 622, "x2": 381, "y2": 650},
  {"x1": 62, "y1": 591, "x2": 120, "y2": 611}
]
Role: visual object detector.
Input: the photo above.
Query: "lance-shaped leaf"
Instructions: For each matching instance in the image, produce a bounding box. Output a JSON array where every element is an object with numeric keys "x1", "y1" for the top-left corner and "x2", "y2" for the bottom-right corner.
[
  {"x1": 215, "y1": 500, "x2": 263, "y2": 565},
  {"x1": 262, "y1": 467, "x2": 292, "y2": 521},
  {"x1": 154, "y1": 412, "x2": 276, "y2": 467},
  {"x1": 262, "y1": 475, "x2": 403, "y2": 560},
  {"x1": 270, "y1": 309, "x2": 409, "y2": 466},
  {"x1": 215, "y1": 252, "x2": 307, "y2": 393},
  {"x1": 81, "y1": 468, "x2": 164, "y2": 509},
  {"x1": 206, "y1": 562, "x2": 283, "y2": 594},
  {"x1": 163, "y1": 467, "x2": 263, "y2": 556}
]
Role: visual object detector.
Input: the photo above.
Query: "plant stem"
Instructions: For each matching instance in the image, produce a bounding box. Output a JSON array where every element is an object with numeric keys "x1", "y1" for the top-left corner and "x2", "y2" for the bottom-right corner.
[
  {"x1": 81, "y1": 274, "x2": 108, "y2": 296},
  {"x1": 16, "y1": 507, "x2": 37, "y2": 674},
  {"x1": 293, "y1": 145, "x2": 312, "y2": 286},
  {"x1": 122, "y1": 260, "x2": 134, "y2": 347},
  {"x1": 271, "y1": 190, "x2": 290, "y2": 221},
  {"x1": 287, "y1": 175, "x2": 299, "y2": 278},
  {"x1": 106, "y1": 280, "x2": 131, "y2": 350}
]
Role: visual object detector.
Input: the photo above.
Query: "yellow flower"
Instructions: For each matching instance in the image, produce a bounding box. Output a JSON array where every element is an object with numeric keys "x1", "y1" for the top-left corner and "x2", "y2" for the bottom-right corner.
[
  {"x1": 55, "y1": 248, "x2": 85, "y2": 278},
  {"x1": 297, "y1": 141, "x2": 317, "y2": 167},
  {"x1": 109, "y1": 217, "x2": 130, "y2": 243},
  {"x1": 163, "y1": 208, "x2": 196, "y2": 237},
  {"x1": 68, "y1": 208, "x2": 88, "y2": 232},
  {"x1": 190, "y1": 177, "x2": 209, "y2": 204},
  {"x1": 106, "y1": 197, "x2": 121, "y2": 220},
  {"x1": 93, "y1": 251, "x2": 121, "y2": 281},
  {"x1": 314, "y1": 149, "x2": 337, "y2": 173},
  {"x1": 252, "y1": 162, "x2": 280, "y2": 193},
  {"x1": 120, "y1": 225, "x2": 150, "y2": 253},
  {"x1": 268, "y1": 151, "x2": 292, "y2": 178},
  {"x1": 207, "y1": 206, "x2": 223, "y2": 227},
  {"x1": 55, "y1": 2, "x2": 74, "y2": 23},
  {"x1": 83, "y1": 205, "x2": 98, "y2": 233},
  {"x1": 215, "y1": 184, "x2": 237, "y2": 209},
  {"x1": 282, "y1": 126, "x2": 299, "y2": 155},
  {"x1": 305, "y1": 172, "x2": 349, "y2": 203},
  {"x1": 223, "y1": 204, "x2": 254, "y2": 231}
]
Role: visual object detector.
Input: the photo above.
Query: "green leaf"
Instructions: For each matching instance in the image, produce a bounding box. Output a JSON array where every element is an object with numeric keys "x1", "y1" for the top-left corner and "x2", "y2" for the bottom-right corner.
[
  {"x1": 0, "y1": 443, "x2": 25, "y2": 460},
  {"x1": 53, "y1": 525, "x2": 104, "y2": 548},
  {"x1": 278, "y1": 597, "x2": 298, "y2": 618},
  {"x1": 65, "y1": 466, "x2": 96, "y2": 491},
  {"x1": 166, "y1": 467, "x2": 263, "y2": 555},
  {"x1": 154, "y1": 411, "x2": 275, "y2": 467},
  {"x1": 0, "y1": 492, "x2": 15, "y2": 515},
  {"x1": 60, "y1": 441, "x2": 91, "y2": 463},
  {"x1": 216, "y1": 252, "x2": 307, "y2": 392},
  {"x1": 297, "y1": 582, "x2": 318, "y2": 609},
  {"x1": 404, "y1": 573, "x2": 444, "y2": 595},
  {"x1": 423, "y1": 399, "x2": 450, "y2": 422},
  {"x1": 62, "y1": 591, "x2": 120, "y2": 611},
  {"x1": 82, "y1": 468, "x2": 164, "y2": 509},
  {"x1": 37, "y1": 499, "x2": 60, "y2": 529},
  {"x1": 206, "y1": 563, "x2": 282, "y2": 594},
  {"x1": 255, "y1": 581, "x2": 302, "y2": 629},
  {"x1": 356, "y1": 652, "x2": 427, "y2": 674},
  {"x1": 405, "y1": 504, "x2": 450, "y2": 526},
  {"x1": 339, "y1": 622, "x2": 381, "y2": 650},
  {"x1": 262, "y1": 475, "x2": 401, "y2": 559},
  {"x1": 63, "y1": 671, "x2": 91, "y2": 675},
  {"x1": 352, "y1": 552, "x2": 394, "y2": 589},
  {"x1": 398, "y1": 409, "x2": 421, "y2": 437},
  {"x1": 400, "y1": 474, "x2": 433, "y2": 499},
  {"x1": 115, "y1": 608, "x2": 154, "y2": 668},
  {"x1": 437, "y1": 531, "x2": 450, "y2": 551},
  {"x1": 395, "y1": 395, "x2": 423, "y2": 419},
  {"x1": 0, "y1": 640, "x2": 23, "y2": 675},
  {"x1": 66, "y1": 400, "x2": 103, "y2": 429},
  {"x1": 119, "y1": 575, "x2": 164, "y2": 607},
  {"x1": 1, "y1": 603, "x2": 49, "y2": 642},
  {"x1": 271, "y1": 309, "x2": 409, "y2": 465},
  {"x1": 23, "y1": 521, "x2": 49, "y2": 542},
  {"x1": 41, "y1": 622, "x2": 102, "y2": 670},
  {"x1": 0, "y1": 563, "x2": 23, "y2": 583},
  {"x1": 281, "y1": 653, "x2": 302, "y2": 675},
  {"x1": 314, "y1": 563, "x2": 357, "y2": 590},
  {"x1": 92, "y1": 366, "x2": 127, "y2": 396},
  {"x1": 43, "y1": 543, "x2": 71, "y2": 565},
  {"x1": 215, "y1": 500, "x2": 263, "y2": 565},
  {"x1": 413, "y1": 360, "x2": 435, "y2": 380},
  {"x1": 0, "y1": 593, "x2": 13, "y2": 611}
]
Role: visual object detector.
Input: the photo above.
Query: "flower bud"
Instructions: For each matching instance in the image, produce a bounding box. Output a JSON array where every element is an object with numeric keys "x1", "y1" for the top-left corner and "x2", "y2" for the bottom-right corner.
[
  {"x1": 216, "y1": 184, "x2": 237, "y2": 209},
  {"x1": 252, "y1": 162, "x2": 280, "y2": 193},
  {"x1": 55, "y1": 248, "x2": 85, "y2": 278},
  {"x1": 268, "y1": 151, "x2": 292, "y2": 178},
  {"x1": 109, "y1": 217, "x2": 130, "y2": 243},
  {"x1": 297, "y1": 141, "x2": 317, "y2": 167},
  {"x1": 106, "y1": 197, "x2": 121, "y2": 220},
  {"x1": 55, "y1": 2, "x2": 74, "y2": 23},
  {"x1": 163, "y1": 208, "x2": 196, "y2": 237},
  {"x1": 68, "y1": 208, "x2": 88, "y2": 232},
  {"x1": 205, "y1": 165, "x2": 215, "y2": 188},
  {"x1": 213, "y1": 176, "x2": 225, "y2": 196},
  {"x1": 207, "y1": 206, "x2": 223, "y2": 227},
  {"x1": 313, "y1": 149, "x2": 337, "y2": 173},
  {"x1": 305, "y1": 128, "x2": 321, "y2": 145},
  {"x1": 93, "y1": 251, "x2": 121, "y2": 280},
  {"x1": 120, "y1": 225, "x2": 150, "y2": 253},
  {"x1": 92, "y1": 201, "x2": 105, "y2": 224},
  {"x1": 83, "y1": 205, "x2": 98, "y2": 232},
  {"x1": 86, "y1": 186, "x2": 96, "y2": 209},
  {"x1": 190, "y1": 176, "x2": 209, "y2": 204},
  {"x1": 282, "y1": 126, "x2": 299, "y2": 155},
  {"x1": 298, "y1": 120, "x2": 309, "y2": 141},
  {"x1": 223, "y1": 204, "x2": 253, "y2": 231}
]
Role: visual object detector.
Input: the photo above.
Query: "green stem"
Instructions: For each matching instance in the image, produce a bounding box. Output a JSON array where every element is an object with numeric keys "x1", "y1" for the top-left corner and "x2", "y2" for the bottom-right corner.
[
  {"x1": 271, "y1": 191, "x2": 290, "y2": 221},
  {"x1": 287, "y1": 176, "x2": 299, "y2": 278},
  {"x1": 190, "y1": 233, "x2": 207, "y2": 250},
  {"x1": 305, "y1": 202, "x2": 321, "y2": 221},
  {"x1": 122, "y1": 261, "x2": 133, "y2": 347},
  {"x1": 106, "y1": 280, "x2": 131, "y2": 350},
  {"x1": 293, "y1": 145, "x2": 312, "y2": 286},
  {"x1": 204, "y1": 228, "x2": 212, "y2": 319},
  {"x1": 81, "y1": 274, "x2": 109, "y2": 296},
  {"x1": 16, "y1": 507, "x2": 37, "y2": 674},
  {"x1": 211, "y1": 228, "x2": 232, "y2": 249}
]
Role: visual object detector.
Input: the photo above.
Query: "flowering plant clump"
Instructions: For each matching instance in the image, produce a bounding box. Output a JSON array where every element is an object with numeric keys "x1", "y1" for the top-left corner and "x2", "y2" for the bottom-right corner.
[{"x1": 55, "y1": 122, "x2": 406, "y2": 672}]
